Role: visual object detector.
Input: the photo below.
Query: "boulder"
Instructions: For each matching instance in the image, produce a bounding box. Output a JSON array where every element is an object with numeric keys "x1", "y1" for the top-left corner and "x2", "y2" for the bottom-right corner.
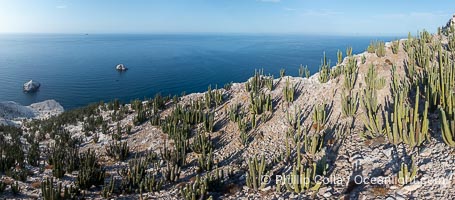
[
  {"x1": 116, "y1": 64, "x2": 128, "y2": 71},
  {"x1": 23, "y1": 80, "x2": 41, "y2": 93}
]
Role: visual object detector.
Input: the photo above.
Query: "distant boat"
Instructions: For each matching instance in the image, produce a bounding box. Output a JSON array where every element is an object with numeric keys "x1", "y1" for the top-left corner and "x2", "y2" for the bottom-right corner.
[{"x1": 23, "y1": 80, "x2": 41, "y2": 93}]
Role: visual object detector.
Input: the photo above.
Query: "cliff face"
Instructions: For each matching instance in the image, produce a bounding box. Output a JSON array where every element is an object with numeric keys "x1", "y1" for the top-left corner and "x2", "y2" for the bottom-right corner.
[{"x1": 2, "y1": 15, "x2": 455, "y2": 200}]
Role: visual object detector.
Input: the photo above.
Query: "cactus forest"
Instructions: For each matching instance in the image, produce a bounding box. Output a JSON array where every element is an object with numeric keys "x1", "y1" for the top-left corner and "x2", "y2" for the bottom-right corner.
[{"x1": 2, "y1": 15, "x2": 455, "y2": 200}]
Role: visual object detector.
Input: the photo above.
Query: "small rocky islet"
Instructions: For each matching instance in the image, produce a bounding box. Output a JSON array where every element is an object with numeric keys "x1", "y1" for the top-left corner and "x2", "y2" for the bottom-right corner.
[{"x1": 1, "y1": 15, "x2": 455, "y2": 199}]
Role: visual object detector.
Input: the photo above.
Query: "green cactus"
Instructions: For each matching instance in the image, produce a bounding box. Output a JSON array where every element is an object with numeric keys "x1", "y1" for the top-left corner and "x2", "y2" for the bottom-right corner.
[
  {"x1": 283, "y1": 78, "x2": 295, "y2": 103},
  {"x1": 312, "y1": 103, "x2": 327, "y2": 133},
  {"x1": 238, "y1": 118, "x2": 249, "y2": 146},
  {"x1": 164, "y1": 162, "x2": 181, "y2": 183},
  {"x1": 361, "y1": 55, "x2": 366, "y2": 64},
  {"x1": 376, "y1": 41, "x2": 386, "y2": 57},
  {"x1": 180, "y1": 175, "x2": 209, "y2": 200},
  {"x1": 203, "y1": 112, "x2": 215, "y2": 133},
  {"x1": 318, "y1": 52, "x2": 331, "y2": 83},
  {"x1": 360, "y1": 88, "x2": 384, "y2": 138},
  {"x1": 246, "y1": 155, "x2": 268, "y2": 191},
  {"x1": 197, "y1": 148, "x2": 214, "y2": 172},
  {"x1": 280, "y1": 68, "x2": 286, "y2": 78},
  {"x1": 346, "y1": 46, "x2": 353, "y2": 57},
  {"x1": 76, "y1": 149, "x2": 106, "y2": 190},
  {"x1": 102, "y1": 176, "x2": 115, "y2": 198},
  {"x1": 439, "y1": 106, "x2": 455, "y2": 147},
  {"x1": 343, "y1": 57, "x2": 358, "y2": 91},
  {"x1": 365, "y1": 64, "x2": 386, "y2": 90},
  {"x1": 281, "y1": 159, "x2": 327, "y2": 193},
  {"x1": 303, "y1": 133, "x2": 324, "y2": 156},
  {"x1": 337, "y1": 49, "x2": 343, "y2": 65},
  {"x1": 391, "y1": 40, "x2": 400, "y2": 54},
  {"x1": 299, "y1": 65, "x2": 310, "y2": 78},
  {"x1": 341, "y1": 91, "x2": 359, "y2": 117},
  {"x1": 191, "y1": 130, "x2": 213, "y2": 154},
  {"x1": 105, "y1": 140, "x2": 130, "y2": 161},
  {"x1": 397, "y1": 158, "x2": 418, "y2": 185}
]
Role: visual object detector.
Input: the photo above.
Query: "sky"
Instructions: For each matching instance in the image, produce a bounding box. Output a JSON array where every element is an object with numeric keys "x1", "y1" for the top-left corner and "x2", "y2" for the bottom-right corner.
[{"x1": 0, "y1": 0, "x2": 453, "y2": 36}]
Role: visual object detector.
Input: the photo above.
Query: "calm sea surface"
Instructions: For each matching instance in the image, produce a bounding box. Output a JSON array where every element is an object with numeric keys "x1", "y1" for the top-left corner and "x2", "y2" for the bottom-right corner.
[{"x1": 0, "y1": 34, "x2": 398, "y2": 109}]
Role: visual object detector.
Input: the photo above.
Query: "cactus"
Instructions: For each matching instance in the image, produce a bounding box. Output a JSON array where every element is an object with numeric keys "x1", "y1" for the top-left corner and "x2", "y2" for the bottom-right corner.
[
  {"x1": 203, "y1": 112, "x2": 215, "y2": 133},
  {"x1": 228, "y1": 103, "x2": 243, "y2": 123},
  {"x1": 164, "y1": 162, "x2": 181, "y2": 183},
  {"x1": 281, "y1": 159, "x2": 327, "y2": 193},
  {"x1": 391, "y1": 40, "x2": 400, "y2": 54},
  {"x1": 105, "y1": 140, "x2": 130, "y2": 161},
  {"x1": 448, "y1": 35, "x2": 455, "y2": 52},
  {"x1": 191, "y1": 130, "x2": 212, "y2": 154},
  {"x1": 197, "y1": 148, "x2": 214, "y2": 172},
  {"x1": 280, "y1": 68, "x2": 286, "y2": 78},
  {"x1": 180, "y1": 175, "x2": 209, "y2": 200},
  {"x1": 283, "y1": 78, "x2": 295, "y2": 103},
  {"x1": 361, "y1": 55, "x2": 366, "y2": 64},
  {"x1": 318, "y1": 52, "x2": 331, "y2": 83},
  {"x1": 246, "y1": 155, "x2": 268, "y2": 191},
  {"x1": 376, "y1": 41, "x2": 386, "y2": 57},
  {"x1": 76, "y1": 149, "x2": 106, "y2": 190},
  {"x1": 397, "y1": 158, "x2": 418, "y2": 185},
  {"x1": 312, "y1": 103, "x2": 327, "y2": 133},
  {"x1": 142, "y1": 172, "x2": 163, "y2": 193},
  {"x1": 299, "y1": 65, "x2": 310, "y2": 78},
  {"x1": 265, "y1": 75, "x2": 274, "y2": 91},
  {"x1": 337, "y1": 49, "x2": 343, "y2": 65},
  {"x1": 42, "y1": 178, "x2": 78, "y2": 200},
  {"x1": 102, "y1": 176, "x2": 115, "y2": 198},
  {"x1": 439, "y1": 106, "x2": 455, "y2": 147},
  {"x1": 303, "y1": 133, "x2": 324, "y2": 156},
  {"x1": 346, "y1": 46, "x2": 353, "y2": 57},
  {"x1": 343, "y1": 57, "x2": 358, "y2": 91},
  {"x1": 341, "y1": 91, "x2": 359, "y2": 117},
  {"x1": 365, "y1": 64, "x2": 386, "y2": 90},
  {"x1": 367, "y1": 41, "x2": 376, "y2": 53},
  {"x1": 238, "y1": 118, "x2": 249, "y2": 146},
  {"x1": 361, "y1": 88, "x2": 384, "y2": 138}
]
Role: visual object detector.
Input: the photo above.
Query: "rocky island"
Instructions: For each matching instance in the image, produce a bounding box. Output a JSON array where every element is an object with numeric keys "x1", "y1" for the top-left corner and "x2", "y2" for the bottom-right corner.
[{"x1": 1, "y1": 16, "x2": 455, "y2": 200}]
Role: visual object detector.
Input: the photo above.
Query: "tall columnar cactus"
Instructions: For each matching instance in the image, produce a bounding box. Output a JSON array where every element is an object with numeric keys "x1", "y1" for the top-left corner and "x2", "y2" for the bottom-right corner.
[
  {"x1": 281, "y1": 160, "x2": 327, "y2": 193},
  {"x1": 203, "y1": 112, "x2": 215, "y2": 133},
  {"x1": 246, "y1": 155, "x2": 268, "y2": 191},
  {"x1": 280, "y1": 68, "x2": 286, "y2": 78},
  {"x1": 341, "y1": 91, "x2": 359, "y2": 117},
  {"x1": 164, "y1": 162, "x2": 181, "y2": 183},
  {"x1": 397, "y1": 158, "x2": 418, "y2": 185},
  {"x1": 76, "y1": 149, "x2": 106, "y2": 190},
  {"x1": 439, "y1": 106, "x2": 455, "y2": 147},
  {"x1": 346, "y1": 46, "x2": 353, "y2": 57},
  {"x1": 391, "y1": 40, "x2": 400, "y2": 54},
  {"x1": 361, "y1": 88, "x2": 383, "y2": 138},
  {"x1": 375, "y1": 41, "x2": 386, "y2": 57},
  {"x1": 365, "y1": 64, "x2": 386, "y2": 90},
  {"x1": 337, "y1": 49, "x2": 343, "y2": 65},
  {"x1": 105, "y1": 140, "x2": 130, "y2": 161},
  {"x1": 197, "y1": 148, "x2": 214, "y2": 172},
  {"x1": 283, "y1": 78, "x2": 295, "y2": 103},
  {"x1": 318, "y1": 52, "x2": 331, "y2": 83},
  {"x1": 343, "y1": 57, "x2": 359, "y2": 91},
  {"x1": 299, "y1": 65, "x2": 310, "y2": 78},
  {"x1": 312, "y1": 103, "x2": 327, "y2": 133},
  {"x1": 385, "y1": 86, "x2": 429, "y2": 148},
  {"x1": 303, "y1": 133, "x2": 324, "y2": 156},
  {"x1": 180, "y1": 175, "x2": 209, "y2": 200},
  {"x1": 191, "y1": 130, "x2": 212, "y2": 154}
]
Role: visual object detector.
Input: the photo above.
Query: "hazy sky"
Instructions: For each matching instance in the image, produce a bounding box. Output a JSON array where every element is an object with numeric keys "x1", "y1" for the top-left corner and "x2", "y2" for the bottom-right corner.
[{"x1": 0, "y1": 0, "x2": 453, "y2": 35}]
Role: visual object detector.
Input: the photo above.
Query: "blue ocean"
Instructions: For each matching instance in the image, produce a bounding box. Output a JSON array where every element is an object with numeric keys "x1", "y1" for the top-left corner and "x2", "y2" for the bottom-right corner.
[{"x1": 0, "y1": 34, "x2": 398, "y2": 109}]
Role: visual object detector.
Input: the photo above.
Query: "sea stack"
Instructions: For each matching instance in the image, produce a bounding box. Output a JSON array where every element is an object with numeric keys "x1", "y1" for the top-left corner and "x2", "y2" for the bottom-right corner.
[
  {"x1": 116, "y1": 64, "x2": 128, "y2": 71},
  {"x1": 23, "y1": 80, "x2": 41, "y2": 93}
]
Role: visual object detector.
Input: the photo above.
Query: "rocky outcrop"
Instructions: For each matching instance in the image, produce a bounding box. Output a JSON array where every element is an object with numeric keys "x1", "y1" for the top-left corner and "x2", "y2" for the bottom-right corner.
[
  {"x1": 0, "y1": 100, "x2": 64, "y2": 125},
  {"x1": 116, "y1": 64, "x2": 128, "y2": 71},
  {"x1": 443, "y1": 14, "x2": 455, "y2": 31},
  {"x1": 23, "y1": 80, "x2": 41, "y2": 93}
]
